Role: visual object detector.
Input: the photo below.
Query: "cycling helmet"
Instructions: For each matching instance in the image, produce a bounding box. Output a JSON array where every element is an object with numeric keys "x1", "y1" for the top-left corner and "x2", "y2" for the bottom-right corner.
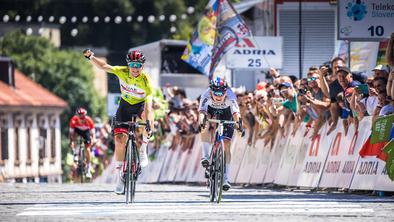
[
  {"x1": 126, "y1": 50, "x2": 146, "y2": 64},
  {"x1": 76, "y1": 107, "x2": 87, "y2": 116},
  {"x1": 210, "y1": 76, "x2": 228, "y2": 93}
]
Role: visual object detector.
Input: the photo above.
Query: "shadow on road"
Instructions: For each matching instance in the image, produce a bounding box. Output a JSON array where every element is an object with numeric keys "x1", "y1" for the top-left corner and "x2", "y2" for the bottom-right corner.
[{"x1": 213, "y1": 193, "x2": 394, "y2": 203}]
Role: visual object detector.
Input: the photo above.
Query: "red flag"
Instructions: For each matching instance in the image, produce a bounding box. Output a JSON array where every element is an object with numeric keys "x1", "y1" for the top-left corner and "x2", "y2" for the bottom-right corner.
[{"x1": 359, "y1": 135, "x2": 387, "y2": 161}]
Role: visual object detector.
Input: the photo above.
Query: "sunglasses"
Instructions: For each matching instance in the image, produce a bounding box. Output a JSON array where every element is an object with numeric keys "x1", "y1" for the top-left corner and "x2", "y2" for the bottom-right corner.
[
  {"x1": 213, "y1": 91, "x2": 225, "y2": 97},
  {"x1": 128, "y1": 62, "x2": 143, "y2": 69},
  {"x1": 280, "y1": 89, "x2": 288, "y2": 95},
  {"x1": 307, "y1": 77, "x2": 317, "y2": 82}
]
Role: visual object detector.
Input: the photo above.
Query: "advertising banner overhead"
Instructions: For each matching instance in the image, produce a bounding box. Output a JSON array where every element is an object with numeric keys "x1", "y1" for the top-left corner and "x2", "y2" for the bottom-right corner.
[
  {"x1": 226, "y1": 36, "x2": 283, "y2": 69},
  {"x1": 338, "y1": 0, "x2": 394, "y2": 40}
]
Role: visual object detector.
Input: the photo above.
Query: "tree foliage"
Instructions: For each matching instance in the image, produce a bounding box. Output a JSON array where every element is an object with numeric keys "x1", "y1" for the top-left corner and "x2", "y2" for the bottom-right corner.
[
  {"x1": 1, "y1": 0, "x2": 240, "y2": 52},
  {"x1": 0, "y1": 30, "x2": 105, "y2": 133}
]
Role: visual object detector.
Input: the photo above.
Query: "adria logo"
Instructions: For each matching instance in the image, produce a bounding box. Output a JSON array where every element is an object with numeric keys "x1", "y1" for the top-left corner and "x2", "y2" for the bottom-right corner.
[
  {"x1": 330, "y1": 133, "x2": 342, "y2": 156},
  {"x1": 309, "y1": 135, "x2": 320, "y2": 157},
  {"x1": 348, "y1": 131, "x2": 358, "y2": 155},
  {"x1": 235, "y1": 38, "x2": 256, "y2": 48}
]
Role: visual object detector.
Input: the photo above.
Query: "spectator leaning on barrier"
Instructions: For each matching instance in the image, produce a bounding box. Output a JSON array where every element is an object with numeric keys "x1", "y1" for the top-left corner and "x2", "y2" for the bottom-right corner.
[
  {"x1": 350, "y1": 78, "x2": 376, "y2": 120},
  {"x1": 320, "y1": 57, "x2": 346, "y2": 135},
  {"x1": 336, "y1": 66, "x2": 361, "y2": 134},
  {"x1": 278, "y1": 82, "x2": 299, "y2": 136},
  {"x1": 303, "y1": 73, "x2": 331, "y2": 138}
]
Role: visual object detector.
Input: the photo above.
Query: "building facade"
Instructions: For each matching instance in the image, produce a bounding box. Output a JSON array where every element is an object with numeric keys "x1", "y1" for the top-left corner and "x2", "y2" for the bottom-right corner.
[{"x1": 0, "y1": 57, "x2": 67, "y2": 183}]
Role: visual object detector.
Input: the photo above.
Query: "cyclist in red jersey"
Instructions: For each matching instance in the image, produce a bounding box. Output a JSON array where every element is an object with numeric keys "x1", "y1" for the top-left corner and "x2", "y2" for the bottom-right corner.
[{"x1": 69, "y1": 107, "x2": 96, "y2": 178}]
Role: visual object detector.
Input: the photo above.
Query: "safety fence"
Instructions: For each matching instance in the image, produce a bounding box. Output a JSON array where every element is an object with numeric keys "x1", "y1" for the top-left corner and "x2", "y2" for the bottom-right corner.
[{"x1": 97, "y1": 116, "x2": 394, "y2": 191}]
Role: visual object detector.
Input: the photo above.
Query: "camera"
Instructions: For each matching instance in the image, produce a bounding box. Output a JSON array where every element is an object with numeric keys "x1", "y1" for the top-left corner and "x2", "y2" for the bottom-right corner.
[
  {"x1": 298, "y1": 88, "x2": 308, "y2": 95},
  {"x1": 319, "y1": 61, "x2": 333, "y2": 76}
]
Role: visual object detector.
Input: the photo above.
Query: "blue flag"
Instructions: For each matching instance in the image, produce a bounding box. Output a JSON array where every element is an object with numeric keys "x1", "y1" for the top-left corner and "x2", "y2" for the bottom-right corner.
[
  {"x1": 181, "y1": 0, "x2": 220, "y2": 76},
  {"x1": 209, "y1": 0, "x2": 252, "y2": 78},
  {"x1": 181, "y1": 0, "x2": 251, "y2": 78}
]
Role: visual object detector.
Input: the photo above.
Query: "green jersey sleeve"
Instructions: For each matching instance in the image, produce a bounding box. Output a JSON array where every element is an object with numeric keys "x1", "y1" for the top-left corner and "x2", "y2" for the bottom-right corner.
[
  {"x1": 109, "y1": 66, "x2": 129, "y2": 79},
  {"x1": 143, "y1": 73, "x2": 154, "y2": 103}
]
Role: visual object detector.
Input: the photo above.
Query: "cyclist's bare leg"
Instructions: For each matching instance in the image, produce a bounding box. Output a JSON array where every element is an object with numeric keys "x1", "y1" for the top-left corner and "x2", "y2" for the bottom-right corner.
[
  {"x1": 200, "y1": 127, "x2": 212, "y2": 160},
  {"x1": 113, "y1": 132, "x2": 128, "y2": 194},
  {"x1": 223, "y1": 139, "x2": 232, "y2": 186},
  {"x1": 139, "y1": 110, "x2": 150, "y2": 152},
  {"x1": 69, "y1": 133, "x2": 77, "y2": 152},
  {"x1": 114, "y1": 133, "x2": 128, "y2": 162},
  {"x1": 223, "y1": 139, "x2": 232, "y2": 164},
  {"x1": 139, "y1": 129, "x2": 150, "y2": 167},
  {"x1": 85, "y1": 144, "x2": 91, "y2": 164}
]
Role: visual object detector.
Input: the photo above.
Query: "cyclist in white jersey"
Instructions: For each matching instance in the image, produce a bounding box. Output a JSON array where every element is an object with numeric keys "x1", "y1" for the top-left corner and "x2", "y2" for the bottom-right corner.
[{"x1": 198, "y1": 77, "x2": 245, "y2": 191}]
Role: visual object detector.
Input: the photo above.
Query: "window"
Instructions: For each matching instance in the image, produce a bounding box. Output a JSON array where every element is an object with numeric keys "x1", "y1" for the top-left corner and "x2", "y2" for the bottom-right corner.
[
  {"x1": 39, "y1": 128, "x2": 47, "y2": 164},
  {"x1": 0, "y1": 127, "x2": 8, "y2": 165},
  {"x1": 50, "y1": 127, "x2": 56, "y2": 160},
  {"x1": 27, "y1": 127, "x2": 32, "y2": 164},
  {"x1": 14, "y1": 128, "x2": 19, "y2": 165}
]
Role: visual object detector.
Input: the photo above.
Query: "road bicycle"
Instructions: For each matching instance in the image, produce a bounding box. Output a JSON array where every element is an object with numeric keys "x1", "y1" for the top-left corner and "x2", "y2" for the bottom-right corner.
[
  {"x1": 204, "y1": 118, "x2": 237, "y2": 203},
  {"x1": 115, "y1": 117, "x2": 148, "y2": 204},
  {"x1": 75, "y1": 136, "x2": 87, "y2": 183}
]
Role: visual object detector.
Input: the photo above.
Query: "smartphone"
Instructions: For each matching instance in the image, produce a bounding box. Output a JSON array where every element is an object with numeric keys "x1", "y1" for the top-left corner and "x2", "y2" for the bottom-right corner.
[
  {"x1": 272, "y1": 97, "x2": 284, "y2": 104},
  {"x1": 356, "y1": 84, "x2": 369, "y2": 95}
]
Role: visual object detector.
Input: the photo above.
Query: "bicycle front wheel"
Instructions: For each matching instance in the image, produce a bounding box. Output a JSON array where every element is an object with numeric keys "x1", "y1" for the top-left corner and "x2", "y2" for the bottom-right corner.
[
  {"x1": 215, "y1": 142, "x2": 225, "y2": 203},
  {"x1": 79, "y1": 145, "x2": 85, "y2": 184},
  {"x1": 209, "y1": 142, "x2": 224, "y2": 203},
  {"x1": 125, "y1": 141, "x2": 133, "y2": 204},
  {"x1": 131, "y1": 140, "x2": 139, "y2": 201}
]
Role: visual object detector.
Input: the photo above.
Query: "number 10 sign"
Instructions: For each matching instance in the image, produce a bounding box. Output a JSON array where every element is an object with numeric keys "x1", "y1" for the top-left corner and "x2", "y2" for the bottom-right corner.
[{"x1": 338, "y1": 0, "x2": 394, "y2": 41}]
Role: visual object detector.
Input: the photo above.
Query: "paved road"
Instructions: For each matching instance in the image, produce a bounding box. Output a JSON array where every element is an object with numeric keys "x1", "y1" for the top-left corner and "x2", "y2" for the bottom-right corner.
[{"x1": 1, "y1": 183, "x2": 394, "y2": 221}]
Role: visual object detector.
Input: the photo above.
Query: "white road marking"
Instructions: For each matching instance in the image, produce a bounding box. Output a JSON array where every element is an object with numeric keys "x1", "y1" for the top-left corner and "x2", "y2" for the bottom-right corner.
[{"x1": 18, "y1": 201, "x2": 374, "y2": 216}]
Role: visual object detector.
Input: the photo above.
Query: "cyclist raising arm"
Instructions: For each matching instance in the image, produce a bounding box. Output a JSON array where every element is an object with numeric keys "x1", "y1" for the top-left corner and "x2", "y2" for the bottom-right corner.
[
  {"x1": 83, "y1": 49, "x2": 154, "y2": 194},
  {"x1": 69, "y1": 107, "x2": 95, "y2": 179},
  {"x1": 198, "y1": 77, "x2": 244, "y2": 191}
]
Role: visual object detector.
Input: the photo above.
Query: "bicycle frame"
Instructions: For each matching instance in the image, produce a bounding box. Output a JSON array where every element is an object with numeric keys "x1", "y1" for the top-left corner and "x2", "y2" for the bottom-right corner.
[
  {"x1": 76, "y1": 136, "x2": 86, "y2": 184},
  {"x1": 206, "y1": 119, "x2": 236, "y2": 203},
  {"x1": 114, "y1": 118, "x2": 147, "y2": 204},
  {"x1": 208, "y1": 119, "x2": 237, "y2": 155}
]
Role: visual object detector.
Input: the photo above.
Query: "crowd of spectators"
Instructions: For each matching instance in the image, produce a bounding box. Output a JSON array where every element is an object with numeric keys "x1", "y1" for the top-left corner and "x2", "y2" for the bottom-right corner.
[
  {"x1": 146, "y1": 33, "x2": 394, "y2": 156},
  {"x1": 75, "y1": 34, "x2": 394, "y2": 181}
]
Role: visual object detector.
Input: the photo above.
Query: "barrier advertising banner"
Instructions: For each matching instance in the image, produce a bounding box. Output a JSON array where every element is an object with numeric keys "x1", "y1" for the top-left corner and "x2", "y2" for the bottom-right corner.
[
  {"x1": 226, "y1": 36, "x2": 283, "y2": 69},
  {"x1": 249, "y1": 139, "x2": 273, "y2": 184},
  {"x1": 229, "y1": 135, "x2": 249, "y2": 182},
  {"x1": 99, "y1": 115, "x2": 394, "y2": 192},
  {"x1": 350, "y1": 156, "x2": 381, "y2": 190},
  {"x1": 297, "y1": 125, "x2": 332, "y2": 188},
  {"x1": 287, "y1": 125, "x2": 311, "y2": 186},
  {"x1": 264, "y1": 132, "x2": 291, "y2": 184},
  {"x1": 319, "y1": 120, "x2": 371, "y2": 189},
  {"x1": 235, "y1": 144, "x2": 260, "y2": 184},
  {"x1": 275, "y1": 125, "x2": 305, "y2": 185}
]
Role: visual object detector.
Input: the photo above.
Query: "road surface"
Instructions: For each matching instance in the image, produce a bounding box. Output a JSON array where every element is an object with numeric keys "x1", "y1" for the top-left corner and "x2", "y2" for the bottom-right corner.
[{"x1": 1, "y1": 183, "x2": 394, "y2": 221}]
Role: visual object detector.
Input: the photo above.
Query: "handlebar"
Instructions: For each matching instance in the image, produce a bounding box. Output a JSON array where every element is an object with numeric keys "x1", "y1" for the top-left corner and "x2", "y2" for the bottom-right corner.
[
  {"x1": 113, "y1": 121, "x2": 147, "y2": 128},
  {"x1": 207, "y1": 119, "x2": 237, "y2": 125}
]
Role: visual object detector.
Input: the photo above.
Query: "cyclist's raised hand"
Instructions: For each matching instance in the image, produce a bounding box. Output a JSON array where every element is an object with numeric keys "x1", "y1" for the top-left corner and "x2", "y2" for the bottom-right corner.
[{"x1": 83, "y1": 48, "x2": 94, "y2": 59}]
